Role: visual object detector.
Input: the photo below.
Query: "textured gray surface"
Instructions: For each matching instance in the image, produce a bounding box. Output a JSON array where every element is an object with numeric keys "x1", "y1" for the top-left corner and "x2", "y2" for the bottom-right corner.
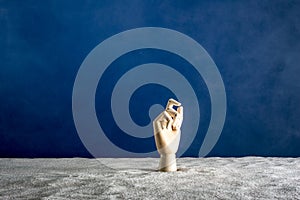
[{"x1": 0, "y1": 157, "x2": 299, "y2": 199}]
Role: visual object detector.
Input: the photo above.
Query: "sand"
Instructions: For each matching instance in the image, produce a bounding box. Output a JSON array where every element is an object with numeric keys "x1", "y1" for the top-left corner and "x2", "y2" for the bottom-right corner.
[{"x1": 0, "y1": 157, "x2": 299, "y2": 199}]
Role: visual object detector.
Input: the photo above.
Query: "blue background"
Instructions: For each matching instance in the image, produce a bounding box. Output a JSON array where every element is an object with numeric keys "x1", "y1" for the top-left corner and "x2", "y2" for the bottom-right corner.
[{"x1": 0, "y1": 0, "x2": 299, "y2": 157}]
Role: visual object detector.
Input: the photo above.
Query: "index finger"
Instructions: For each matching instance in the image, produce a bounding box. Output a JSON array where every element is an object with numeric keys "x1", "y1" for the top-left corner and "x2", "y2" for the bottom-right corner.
[
  {"x1": 172, "y1": 106, "x2": 183, "y2": 130},
  {"x1": 177, "y1": 106, "x2": 183, "y2": 118},
  {"x1": 166, "y1": 98, "x2": 181, "y2": 110}
]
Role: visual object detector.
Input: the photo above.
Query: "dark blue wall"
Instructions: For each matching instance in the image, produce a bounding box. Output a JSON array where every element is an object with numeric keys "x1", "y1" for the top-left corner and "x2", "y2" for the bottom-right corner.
[{"x1": 0, "y1": 0, "x2": 299, "y2": 157}]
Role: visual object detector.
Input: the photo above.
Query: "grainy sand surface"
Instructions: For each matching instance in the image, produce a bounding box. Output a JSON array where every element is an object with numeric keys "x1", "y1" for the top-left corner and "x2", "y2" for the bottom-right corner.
[{"x1": 0, "y1": 157, "x2": 299, "y2": 199}]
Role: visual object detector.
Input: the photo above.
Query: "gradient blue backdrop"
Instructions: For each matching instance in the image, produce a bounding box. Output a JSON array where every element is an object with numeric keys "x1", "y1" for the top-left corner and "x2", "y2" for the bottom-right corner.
[{"x1": 0, "y1": 0, "x2": 299, "y2": 157}]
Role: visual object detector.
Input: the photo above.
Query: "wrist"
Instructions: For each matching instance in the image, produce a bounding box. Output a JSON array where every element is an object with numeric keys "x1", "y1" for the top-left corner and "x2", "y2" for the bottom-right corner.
[{"x1": 159, "y1": 153, "x2": 177, "y2": 172}]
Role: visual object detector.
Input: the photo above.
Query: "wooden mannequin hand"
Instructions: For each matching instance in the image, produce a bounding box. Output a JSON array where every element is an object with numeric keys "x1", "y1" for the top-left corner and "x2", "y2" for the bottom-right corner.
[{"x1": 153, "y1": 99, "x2": 183, "y2": 171}]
